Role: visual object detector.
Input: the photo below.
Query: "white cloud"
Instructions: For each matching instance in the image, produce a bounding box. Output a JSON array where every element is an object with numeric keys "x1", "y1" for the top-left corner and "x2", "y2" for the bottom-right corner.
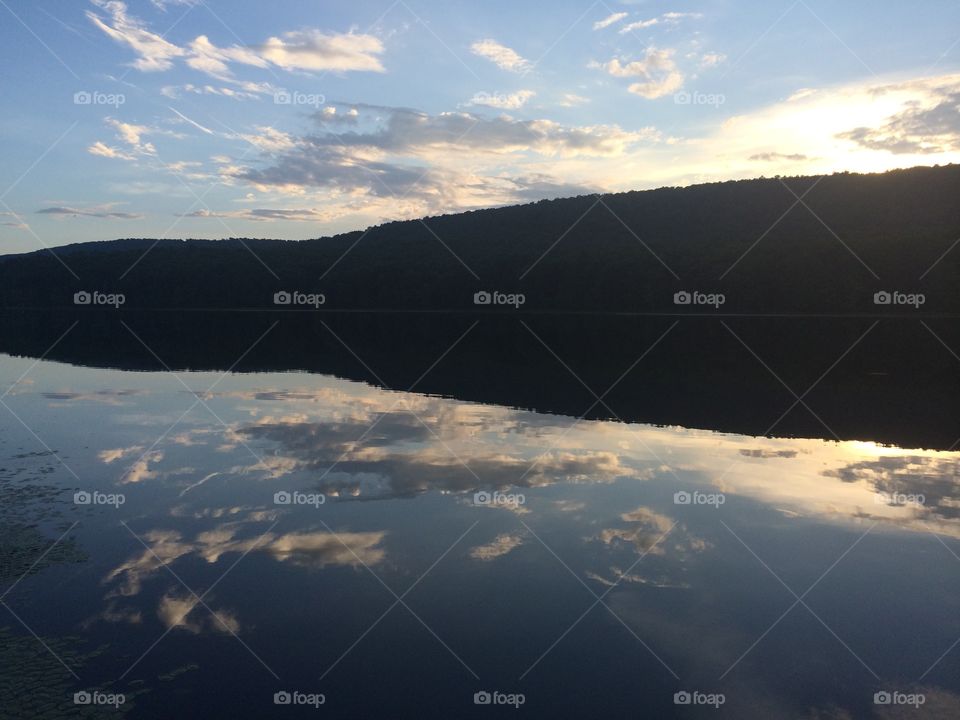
[
  {"x1": 620, "y1": 18, "x2": 660, "y2": 32},
  {"x1": 593, "y1": 11, "x2": 627, "y2": 30},
  {"x1": 558, "y1": 93, "x2": 590, "y2": 107},
  {"x1": 619, "y1": 11, "x2": 702, "y2": 34},
  {"x1": 88, "y1": 1, "x2": 385, "y2": 81},
  {"x1": 257, "y1": 30, "x2": 385, "y2": 72},
  {"x1": 87, "y1": 0, "x2": 186, "y2": 71},
  {"x1": 88, "y1": 140, "x2": 135, "y2": 161},
  {"x1": 699, "y1": 52, "x2": 726, "y2": 69},
  {"x1": 597, "y1": 49, "x2": 684, "y2": 99},
  {"x1": 470, "y1": 39, "x2": 531, "y2": 73}
]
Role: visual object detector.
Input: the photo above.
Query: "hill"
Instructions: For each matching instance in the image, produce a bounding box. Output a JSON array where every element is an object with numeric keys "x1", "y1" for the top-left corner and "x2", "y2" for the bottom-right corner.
[{"x1": 2, "y1": 165, "x2": 959, "y2": 312}]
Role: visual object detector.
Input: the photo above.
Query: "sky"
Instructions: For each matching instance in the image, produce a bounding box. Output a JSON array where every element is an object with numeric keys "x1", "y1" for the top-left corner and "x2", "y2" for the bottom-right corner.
[{"x1": 0, "y1": 0, "x2": 958, "y2": 253}]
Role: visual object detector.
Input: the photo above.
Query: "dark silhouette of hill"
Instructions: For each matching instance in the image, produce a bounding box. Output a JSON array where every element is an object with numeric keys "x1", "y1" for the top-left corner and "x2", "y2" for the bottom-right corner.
[{"x1": 1, "y1": 164, "x2": 959, "y2": 312}]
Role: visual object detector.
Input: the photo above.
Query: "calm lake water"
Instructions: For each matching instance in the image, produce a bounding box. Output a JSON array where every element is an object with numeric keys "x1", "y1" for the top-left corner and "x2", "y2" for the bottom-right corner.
[{"x1": 2, "y1": 351, "x2": 960, "y2": 718}]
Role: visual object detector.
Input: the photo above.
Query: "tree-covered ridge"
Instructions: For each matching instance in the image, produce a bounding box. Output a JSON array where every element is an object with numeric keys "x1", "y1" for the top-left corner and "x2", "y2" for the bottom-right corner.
[{"x1": 1, "y1": 164, "x2": 958, "y2": 312}]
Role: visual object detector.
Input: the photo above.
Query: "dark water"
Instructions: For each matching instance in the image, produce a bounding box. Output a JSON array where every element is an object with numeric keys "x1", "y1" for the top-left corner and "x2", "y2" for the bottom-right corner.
[{"x1": 2, "y1": 315, "x2": 960, "y2": 718}]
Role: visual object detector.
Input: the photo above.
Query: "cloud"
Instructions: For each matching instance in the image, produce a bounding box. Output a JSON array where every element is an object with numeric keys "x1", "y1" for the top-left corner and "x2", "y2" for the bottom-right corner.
[
  {"x1": 149, "y1": 0, "x2": 199, "y2": 8},
  {"x1": 35, "y1": 205, "x2": 141, "y2": 219},
  {"x1": 88, "y1": 140, "x2": 135, "y2": 161},
  {"x1": 0, "y1": 212, "x2": 28, "y2": 229},
  {"x1": 161, "y1": 83, "x2": 263, "y2": 100},
  {"x1": 256, "y1": 30, "x2": 385, "y2": 72},
  {"x1": 87, "y1": 0, "x2": 186, "y2": 71},
  {"x1": 100, "y1": 446, "x2": 145, "y2": 463},
  {"x1": 221, "y1": 104, "x2": 654, "y2": 219},
  {"x1": 467, "y1": 90, "x2": 536, "y2": 109},
  {"x1": 229, "y1": 404, "x2": 635, "y2": 499},
  {"x1": 89, "y1": 117, "x2": 162, "y2": 158},
  {"x1": 470, "y1": 39, "x2": 531, "y2": 73},
  {"x1": 121, "y1": 450, "x2": 164, "y2": 483},
  {"x1": 837, "y1": 82, "x2": 960, "y2": 154},
  {"x1": 106, "y1": 525, "x2": 387, "y2": 597},
  {"x1": 595, "y1": 49, "x2": 684, "y2": 99},
  {"x1": 88, "y1": 1, "x2": 385, "y2": 81},
  {"x1": 699, "y1": 52, "x2": 726, "y2": 69},
  {"x1": 593, "y1": 12, "x2": 628, "y2": 30},
  {"x1": 179, "y1": 207, "x2": 328, "y2": 222},
  {"x1": 748, "y1": 152, "x2": 810, "y2": 162},
  {"x1": 469, "y1": 533, "x2": 524, "y2": 561},
  {"x1": 558, "y1": 93, "x2": 590, "y2": 107},
  {"x1": 619, "y1": 11, "x2": 702, "y2": 34},
  {"x1": 157, "y1": 591, "x2": 239, "y2": 634}
]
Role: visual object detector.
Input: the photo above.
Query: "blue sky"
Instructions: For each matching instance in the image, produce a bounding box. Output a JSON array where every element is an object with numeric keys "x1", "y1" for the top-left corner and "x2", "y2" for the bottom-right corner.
[{"x1": 1, "y1": 0, "x2": 959, "y2": 252}]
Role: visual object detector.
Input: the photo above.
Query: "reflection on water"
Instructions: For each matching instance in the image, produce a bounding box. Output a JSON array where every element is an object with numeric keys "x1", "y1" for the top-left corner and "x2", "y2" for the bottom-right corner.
[{"x1": 2, "y1": 353, "x2": 960, "y2": 718}]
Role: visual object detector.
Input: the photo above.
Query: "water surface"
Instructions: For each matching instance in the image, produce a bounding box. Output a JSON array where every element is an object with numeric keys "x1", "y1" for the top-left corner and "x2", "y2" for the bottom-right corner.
[{"x1": 2, "y1": 353, "x2": 959, "y2": 718}]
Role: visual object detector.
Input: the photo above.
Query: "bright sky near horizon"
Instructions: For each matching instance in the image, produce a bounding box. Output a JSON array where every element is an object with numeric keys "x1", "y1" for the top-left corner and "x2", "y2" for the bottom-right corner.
[{"x1": 1, "y1": 0, "x2": 959, "y2": 253}]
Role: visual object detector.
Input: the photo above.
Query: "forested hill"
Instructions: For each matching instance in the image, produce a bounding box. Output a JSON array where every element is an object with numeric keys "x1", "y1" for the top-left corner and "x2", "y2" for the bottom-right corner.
[{"x1": 2, "y1": 164, "x2": 959, "y2": 313}]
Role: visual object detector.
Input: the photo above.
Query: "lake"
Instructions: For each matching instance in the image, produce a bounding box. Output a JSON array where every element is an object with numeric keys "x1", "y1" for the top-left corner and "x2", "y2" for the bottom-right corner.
[{"x1": 2, "y1": 314, "x2": 959, "y2": 718}]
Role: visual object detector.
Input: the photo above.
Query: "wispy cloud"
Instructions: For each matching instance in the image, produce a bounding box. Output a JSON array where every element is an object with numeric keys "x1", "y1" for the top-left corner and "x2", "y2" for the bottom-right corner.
[
  {"x1": 470, "y1": 38, "x2": 531, "y2": 73},
  {"x1": 88, "y1": 0, "x2": 385, "y2": 82},
  {"x1": 36, "y1": 204, "x2": 142, "y2": 219},
  {"x1": 593, "y1": 11, "x2": 627, "y2": 30},
  {"x1": 619, "y1": 11, "x2": 702, "y2": 34}
]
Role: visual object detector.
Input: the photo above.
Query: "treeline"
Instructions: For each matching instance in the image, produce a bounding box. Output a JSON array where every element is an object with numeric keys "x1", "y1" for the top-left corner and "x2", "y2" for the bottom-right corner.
[{"x1": 1, "y1": 165, "x2": 959, "y2": 313}]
